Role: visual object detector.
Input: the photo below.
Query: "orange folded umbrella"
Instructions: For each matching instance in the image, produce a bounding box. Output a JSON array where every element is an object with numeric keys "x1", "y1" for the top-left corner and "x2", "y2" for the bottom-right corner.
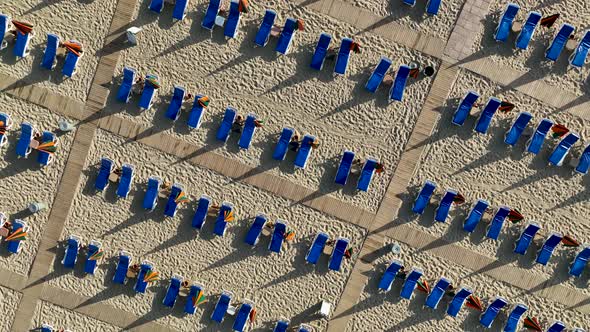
[
  {"x1": 551, "y1": 123, "x2": 569, "y2": 138},
  {"x1": 465, "y1": 295, "x2": 483, "y2": 311},
  {"x1": 523, "y1": 316, "x2": 543, "y2": 331},
  {"x1": 350, "y1": 42, "x2": 361, "y2": 54},
  {"x1": 12, "y1": 20, "x2": 33, "y2": 34},
  {"x1": 453, "y1": 193, "x2": 466, "y2": 205},
  {"x1": 63, "y1": 41, "x2": 83, "y2": 57},
  {"x1": 417, "y1": 279, "x2": 430, "y2": 293},
  {"x1": 540, "y1": 14, "x2": 559, "y2": 29},
  {"x1": 238, "y1": 0, "x2": 249, "y2": 13},
  {"x1": 297, "y1": 19, "x2": 305, "y2": 31},
  {"x1": 562, "y1": 235, "x2": 580, "y2": 247}
]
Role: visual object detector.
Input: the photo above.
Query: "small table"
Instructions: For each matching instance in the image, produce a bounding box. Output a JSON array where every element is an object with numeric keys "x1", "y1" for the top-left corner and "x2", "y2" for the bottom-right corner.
[
  {"x1": 382, "y1": 74, "x2": 394, "y2": 86},
  {"x1": 0, "y1": 227, "x2": 9, "y2": 238},
  {"x1": 511, "y1": 22, "x2": 522, "y2": 33},
  {"x1": 215, "y1": 16, "x2": 225, "y2": 27},
  {"x1": 261, "y1": 227, "x2": 272, "y2": 237},
  {"x1": 227, "y1": 306, "x2": 237, "y2": 316},
  {"x1": 108, "y1": 173, "x2": 120, "y2": 183},
  {"x1": 565, "y1": 39, "x2": 577, "y2": 52},
  {"x1": 179, "y1": 288, "x2": 190, "y2": 298},
  {"x1": 270, "y1": 26, "x2": 281, "y2": 38},
  {"x1": 29, "y1": 139, "x2": 39, "y2": 149},
  {"x1": 323, "y1": 244, "x2": 334, "y2": 255},
  {"x1": 126, "y1": 270, "x2": 138, "y2": 279}
]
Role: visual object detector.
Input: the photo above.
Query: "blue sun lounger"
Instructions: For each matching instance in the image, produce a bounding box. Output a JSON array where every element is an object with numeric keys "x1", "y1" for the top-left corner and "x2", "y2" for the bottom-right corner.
[
  {"x1": 495, "y1": 3, "x2": 519, "y2": 42},
  {"x1": 357, "y1": 158, "x2": 377, "y2": 192},
  {"x1": 233, "y1": 301, "x2": 254, "y2": 332},
  {"x1": 202, "y1": 0, "x2": 221, "y2": 30},
  {"x1": 269, "y1": 220, "x2": 287, "y2": 253},
  {"x1": 403, "y1": 0, "x2": 416, "y2": 7},
  {"x1": 378, "y1": 259, "x2": 403, "y2": 292},
  {"x1": 334, "y1": 38, "x2": 353, "y2": 75},
  {"x1": 276, "y1": 18, "x2": 297, "y2": 55},
  {"x1": 329, "y1": 237, "x2": 349, "y2": 271},
  {"x1": 187, "y1": 95, "x2": 206, "y2": 129},
  {"x1": 426, "y1": 0, "x2": 442, "y2": 15},
  {"x1": 570, "y1": 30, "x2": 590, "y2": 68},
  {"x1": 192, "y1": 195, "x2": 211, "y2": 229},
  {"x1": 447, "y1": 287, "x2": 472, "y2": 317},
  {"x1": 214, "y1": 202, "x2": 234, "y2": 237},
  {"x1": 412, "y1": 180, "x2": 436, "y2": 214},
  {"x1": 547, "y1": 321, "x2": 566, "y2": 332},
  {"x1": 113, "y1": 251, "x2": 131, "y2": 284},
  {"x1": 526, "y1": 118, "x2": 553, "y2": 154},
  {"x1": 366, "y1": 57, "x2": 392, "y2": 93},
  {"x1": 134, "y1": 261, "x2": 154, "y2": 293},
  {"x1": 474, "y1": 97, "x2": 501, "y2": 134},
  {"x1": 0, "y1": 112, "x2": 10, "y2": 147},
  {"x1": 298, "y1": 325, "x2": 312, "y2": 332},
  {"x1": 390, "y1": 65, "x2": 411, "y2": 101},
  {"x1": 164, "y1": 183, "x2": 183, "y2": 217},
  {"x1": 117, "y1": 163, "x2": 134, "y2": 198},
  {"x1": 435, "y1": 189, "x2": 457, "y2": 222},
  {"x1": 295, "y1": 134, "x2": 315, "y2": 169},
  {"x1": 14, "y1": 30, "x2": 32, "y2": 58},
  {"x1": 0, "y1": 14, "x2": 8, "y2": 50},
  {"x1": 536, "y1": 232, "x2": 563, "y2": 265},
  {"x1": 224, "y1": 0, "x2": 241, "y2": 38},
  {"x1": 217, "y1": 107, "x2": 237, "y2": 142},
  {"x1": 95, "y1": 158, "x2": 114, "y2": 191},
  {"x1": 184, "y1": 284, "x2": 204, "y2": 314},
  {"x1": 165, "y1": 86, "x2": 185, "y2": 121},
  {"x1": 139, "y1": 75, "x2": 158, "y2": 111},
  {"x1": 576, "y1": 144, "x2": 590, "y2": 174},
  {"x1": 335, "y1": 150, "x2": 355, "y2": 185},
  {"x1": 274, "y1": 319, "x2": 290, "y2": 332},
  {"x1": 6, "y1": 220, "x2": 27, "y2": 254},
  {"x1": 425, "y1": 277, "x2": 451, "y2": 309},
  {"x1": 62, "y1": 235, "x2": 80, "y2": 268},
  {"x1": 400, "y1": 268, "x2": 423, "y2": 299},
  {"x1": 172, "y1": 0, "x2": 188, "y2": 20},
  {"x1": 570, "y1": 246, "x2": 590, "y2": 277},
  {"x1": 163, "y1": 274, "x2": 182, "y2": 308},
  {"x1": 503, "y1": 303, "x2": 527, "y2": 332},
  {"x1": 505, "y1": 112, "x2": 532, "y2": 146},
  {"x1": 143, "y1": 176, "x2": 161, "y2": 210},
  {"x1": 273, "y1": 127, "x2": 294, "y2": 160},
  {"x1": 486, "y1": 205, "x2": 510, "y2": 240},
  {"x1": 211, "y1": 291, "x2": 233, "y2": 323},
  {"x1": 255, "y1": 10, "x2": 276, "y2": 47},
  {"x1": 41, "y1": 33, "x2": 59, "y2": 70},
  {"x1": 480, "y1": 296, "x2": 508, "y2": 328},
  {"x1": 63, "y1": 44, "x2": 82, "y2": 77},
  {"x1": 84, "y1": 240, "x2": 102, "y2": 275},
  {"x1": 310, "y1": 32, "x2": 332, "y2": 70},
  {"x1": 38, "y1": 131, "x2": 57, "y2": 166},
  {"x1": 16, "y1": 122, "x2": 34, "y2": 158},
  {"x1": 546, "y1": 24, "x2": 575, "y2": 61},
  {"x1": 514, "y1": 222, "x2": 541, "y2": 255},
  {"x1": 549, "y1": 132, "x2": 579, "y2": 166},
  {"x1": 238, "y1": 113, "x2": 257, "y2": 149},
  {"x1": 149, "y1": 0, "x2": 164, "y2": 13},
  {"x1": 452, "y1": 91, "x2": 480, "y2": 126},
  {"x1": 463, "y1": 199, "x2": 489, "y2": 233},
  {"x1": 117, "y1": 67, "x2": 136, "y2": 103},
  {"x1": 41, "y1": 324, "x2": 53, "y2": 332},
  {"x1": 306, "y1": 232, "x2": 329, "y2": 264},
  {"x1": 245, "y1": 214, "x2": 267, "y2": 246},
  {"x1": 515, "y1": 11, "x2": 542, "y2": 50}
]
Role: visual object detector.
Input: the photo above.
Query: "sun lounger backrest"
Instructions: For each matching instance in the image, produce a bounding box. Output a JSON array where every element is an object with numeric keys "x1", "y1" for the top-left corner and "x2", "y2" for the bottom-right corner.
[
  {"x1": 165, "y1": 86, "x2": 186, "y2": 121},
  {"x1": 41, "y1": 33, "x2": 59, "y2": 70},
  {"x1": 536, "y1": 232, "x2": 563, "y2": 265},
  {"x1": 294, "y1": 134, "x2": 315, "y2": 169},
  {"x1": 329, "y1": 237, "x2": 349, "y2": 271},
  {"x1": 390, "y1": 65, "x2": 411, "y2": 101},
  {"x1": 117, "y1": 163, "x2": 134, "y2": 198},
  {"x1": 255, "y1": 10, "x2": 276, "y2": 47},
  {"x1": 412, "y1": 180, "x2": 436, "y2": 215},
  {"x1": 233, "y1": 302, "x2": 253, "y2": 332},
  {"x1": 335, "y1": 150, "x2": 355, "y2": 185},
  {"x1": 378, "y1": 259, "x2": 403, "y2": 292},
  {"x1": 211, "y1": 291, "x2": 232, "y2": 322},
  {"x1": 515, "y1": 11, "x2": 542, "y2": 50},
  {"x1": 245, "y1": 214, "x2": 267, "y2": 246},
  {"x1": 549, "y1": 132, "x2": 579, "y2": 166},
  {"x1": 463, "y1": 199, "x2": 489, "y2": 233},
  {"x1": 479, "y1": 296, "x2": 508, "y2": 328},
  {"x1": 505, "y1": 111, "x2": 532, "y2": 146},
  {"x1": 570, "y1": 30, "x2": 590, "y2": 67},
  {"x1": 202, "y1": 0, "x2": 221, "y2": 30},
  {"x1": 400, "y1": 268, "x2": 423, "y2": 299},
  {"x1": 149, "y1": 0, "x2": 164, "y2": 13},
  {"x1": 306, "y1": 232, "x2": 329, "y2": 264},
  {"x1": 269, "y1": 220, "x2": 287, "y2": 253},
  {"x1": 113, "y1": 252, "x2": 130, "y2": 284},
  {"x1": 514, "y1": 223, "x2": 540, "y2": 254},
  {"x1": 426, "y1": 0, "x2": 442, "y2": 15},
  {"x1": 495, "y1": 3, "x2": 519, "y2": 42},
  {"x1": 526, "y1": 118, "x2": 553, "y2": 154},
  {"x1": 273, "y1": 127, "x2": 294, "y2": 160},
  {"x1": 504, "y1": 303, "x2": 527, "y2": 332},
  {"x1": 425, "y1": 277, "x2": 451, "y2": 309},
  {"x1": 117, "y1": 67, "x2": 136, "y2": 103},
  {"x1": 365, "y1": 57, "x2": 392, "y2": 93},
  {"x1": 274, "y1": 320, "x2": 289, "y2": 332},
  {"x1": 474, "y1": 97, "x2": 501, "y2": 134},
  {"x1": 16, "y1": 122, "x2": 34, "y2": 158},
  {"x1": 224, "y1": 0, "x2": 241, "y2": 38},
  {"x1": 570, "y1": 246, "x2": 590, "y2": 277},
  {"x1": 452, "y1": 91, "x2": 480, "y2": 126},
  {"x1": 575, "y1": 144, "x2": 590, "y2": 175},
  {"x1": 184, "y1": 284, "x2": 203, "y2": 314},
  {"x1": 334, "y1": 38, "x2": 353, "y2": 75},
  {"x1": 310, "y1": 32, "x2": 332, "y2": 70},
  {"x1": 434, "y1": 189, "x2": 457, "y2": 222},
  {"x1": 217, "y1": 107, "x2": 237, "y2": 142},
  {"x1": 357, "y1": 158, "x2": 377, "y2": 192},
  {"x1": 172, "y1": 0, "x2": 189, "y2": 20},
  {"x1": 14, "y1": 30, "x2": 31, "y2": 58},
  {"x1": 192, "y1": 195, "x2": 211, "y2": 229},
  {"x1": 547, "y1": 321, "x2": 566, "y2": 332},
  {"x1": 447, "y1": 287, "x2": 472, "y2": 317},
  {"x1": 7, "y1": 220, "x2": 26, "y2": 254},
  {"x1": 276, "y1": 18, "x2": 297, "y2": 55},
  {"x1": 546, "y1": 23, "x2": 575, "y2": 61},
  {"x1": 486, "y1": 205, "x2": 510, "y2": 240},
  {"x1": 238, "y1": 113, "x2": 257, "y2": 149}
]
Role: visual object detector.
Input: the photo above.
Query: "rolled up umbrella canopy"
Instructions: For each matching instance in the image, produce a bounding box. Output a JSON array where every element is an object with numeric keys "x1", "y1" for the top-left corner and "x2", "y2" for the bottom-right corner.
[
  {"x1": 145, "y1": 75, "x2": 161, "y2": 89},
  {"x1": 63, "y1": 40, "x2": 83, "y2": 57},
  {"x1": 296, "y1": 19, "x2": 305, "y2": 31},
  {"x1": 562, "y1": 235, "x2": 580, "y2": 247},
  {"x1": 350, "y1": 42, "x2": 361, "y2": 54},
  {"x1": 523, "y1": 316, "x2": 543, "y2": 331},
  {"x1": 551, "y1": 123, "x2": 569, "y2": 138},
  {"x1": 12, "y1": 20, "x2": 33, "y2": 34},
  {"x1": 465, "y1": 295, "x2": 483, "y2": 311}
]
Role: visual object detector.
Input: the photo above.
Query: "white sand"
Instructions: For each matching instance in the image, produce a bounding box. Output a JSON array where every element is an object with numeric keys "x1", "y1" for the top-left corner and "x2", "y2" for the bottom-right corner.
[
  {"x1": 0, "y1": 0, "x2": 118, "y2": 102},
  {"x1": 0, "y1": 94, "x2": 75, "y2": 276},
  {"x1": 47, "y1": 128, "x2": 366, "y2": 331},
  {"x1": 470, "y1": 0, "x2": 590, "y2": 96},
  {"x1": 0, "y1": 285, "x2": 22, "y2": 332},
  {"x1": 31, "y1": 300, "x2": 119, "y2": 332},
  {"x1": 107, "y1": 0, "x2": 438, "y2": 213},
  {"x1": 346, "y1": 241, "x2": 590, "y2": 331},
  {"x1": 404, "y1": 69, "x2": 590, "y2": 295}
]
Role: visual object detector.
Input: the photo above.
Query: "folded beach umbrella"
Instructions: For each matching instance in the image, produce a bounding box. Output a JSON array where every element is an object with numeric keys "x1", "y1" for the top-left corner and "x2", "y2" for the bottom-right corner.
[
  {"x1": 224, "y1": 210, "x2": 234, "y2": 222},
  {"x1": 540, "y1": 14, "x2": 559, "y2": 29},
  {"x1": 89, "y1": 248, "x2": 104, "y2": 260},
  {"x1": 5, "y1": 227, "x2": 27, "y2": 242},
  {"x1": 562, "y1": 235, "x2": 580, "y2": 247},
  {"x1": 192, "y1": 289, "x2": 206, "y2": 306},
  {"x1": 499, "y1": 101, "x2": 515, "y2": 113},
  {"x1": 198, "y1": 96, "x2": 210, "y2": 107},
  {"x1": 12, "y1": 20, "x2": 33, "y2": 34},
  {"x1": 508, "y1": 209, "x2": 524, "y2": 223},
  {"x1": 63, "y1": 40, "x2": 83, "y2": 57},
  {"x1": 465, "y1": 295, "x2": 483, "y2": 311},
  {"x1": 175, "y1": 191, "x2": 189, "y2": 204},
  {"x1": 523, "y1": 316, "x2": 543, "y2": 331},
  {"x1": 417, "y1": 279, "x2": 430, "y2": 293},
  {"x1": 551, "y1": 124, "x2": 569, "y2": 138},
  {"x1": 145, "y1": 75, "x2": 161, "y2": 89}
]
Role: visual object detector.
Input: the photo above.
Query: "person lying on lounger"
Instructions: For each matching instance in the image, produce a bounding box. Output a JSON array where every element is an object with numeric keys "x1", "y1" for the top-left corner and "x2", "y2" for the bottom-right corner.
[
  {"x1": 375, "y1": 162, "x2": 385, "y2": 174},
  {"x1": 445, "y1": 284, "x2": 456, "y2": 297},
  {"x1": 132, "y1": 77, "x2": 144, "y2": 95},
  {"x1": 396, "y1": 266, "x2": 407, "y2": 279},
  {"x1": 289, "y1": 132, "x2": 302, "y2": 151},
  {"x1": 232, "y1": 115, "x2": 245, "y2": 133},
  {"x1": 208, "y1": 203, "x2": 221, "y2": 216}
]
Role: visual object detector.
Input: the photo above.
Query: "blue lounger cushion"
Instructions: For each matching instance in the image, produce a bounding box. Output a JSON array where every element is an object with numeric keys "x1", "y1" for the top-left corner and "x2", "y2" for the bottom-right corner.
[
  {"x1": 37, "y1": 131, "x2": 57, "y2": 166},
  {"x1": 378, "y1": 259, "x2": 403, "y2": 292},
  {"x1": 163, "y1": 275, "x2": 182, "y2": 308},
  {"x1": 400, "y1": 268, "x2": 423, "y2": 299},
  {"x1": 505, "y1": 112, "x2": 532, "y2": 146},
  {"x1": 435, "y1": 189, "x2": 457, "y2": 222},
  {"x1": 447, "y1": 287, "x2": 472, "y2": 317},
  {"x1": 62, "y1": 42, "x2": 82, "y2": 77},
  {"x1": 390, "y1": 65, "x2": 410, "y2": 101},
  {"x1": 274, "y1": 320, "x2": 289, "y2": 332},
  {"x1": 504, "y1": 304, "x2": 528, "y2": 332},
  {"x1": 335, "y1": 150, "x2": 355, "y2": 185},
  {"x1": 269, "y1": 220, "x2": 287, "y2": 253},
  {"x1": 16, "y1": 122, "x2": 34, "y2": 158},
  {"x1": 224, "y1": 0, "x2": 241, "y2": 38},
  {"x1": 463, "y1": 199, "x2": 489, "y2": 233},
  {"x1": 480, "y1": 297, "x2": 508, "y2": 328},
  {"x1": 276, "y1": 18, "x2": 297, "y2": 55},
  {"x1": 143, "y1": 176, "x2": 161, "y2": 210},
  {"x1": 255, "y1": 10, "x2": 276, "y2": 47},
  {"x1": 453, "y1": 91, "x2": 480, "y2": 126},
  {"x1": 139, "y1": 75, "x2": 158, "y2": 110},
  {"x1": 134, "y1": 262, "x2": 153, "y2": 293},
  {"x1": 184, "y1": 284, "x2": 203, "y2": 314},
  {"x1": 214, "y1": 202, "x2": 233, "y2": 237},
  {"x1": 238, "y1": 113, "x2": 257, "y2": 149},
  {"x1": 149, "y1": 0, "x2": 164, "y2": 13},
  {"x1": 211, "y1": 291, "x2": 232, "y2": 323},
  {"x1": 7, "y1": 220, "x2": 27, "y2": 254},
  {"x1": 426, "y1": 0, "x2": 442, "y2": 15},
  {"x1": 514, "y1": 223, "x2": 541, "y2": 255},
  {"x1": 294, "y1": 134, "x2": 315, "y2": 169},
  {"x1": 546, "y1": 23, "x2": 575, "y2": 61},
  {"x1": 245, "y1": 214, "x2": 267, "y2": 246},
  {"x1": 570, "y1": 246, "x2": 590, "y2": 277},
  {"x1": 412, "y1": 180, "x2": 436, "y2": 214},
  {"x1": 357, "y1": 158, "x2": 377, "y2": 192},
  {"x1": 306, "y1": 232, "x2": 329, "y2": 264},
  {"x1": 172, "y1": 0, "x2": 189, "y2": 20},
  {"x1": 486, "y1": 205, "x2": 510, "y2": 240},
  {"x1": 233, "y1": 302, "x2": 253, "y2": 332},
  {"x1": 164, "y1": 183, "x2": 183, "y2": 217},
  {"x1": 575, "y1": 144, "x2": 590, "y2": 175},
  {"x1": 569, "y1": 30, "x2": 590, "y2": 68},
  {"x1": 310, "y1": 32, "x2": 332, "y2": 70},
  {"x1": 273, "y1": 127, "x2": 294, "y2": 161},
  {"x1": 202, "y1": 0, "x2": 221, "y2": 30},
  {"x1": 187, "y1": 94, "x2": 206, "y2": 129},
  {"x1": 549, "y1": 132, "x2": 579, "y2": 166},
  {"x1": 41, "y1": 33, "x2": 59, "y2": 70},
  {"x1": 165, "y1": 86, "x2": 185, "y2": 121},
  {"x1": 216, "y1": 107, "x2": 237, "y2": 142},
  {"x1": 495, "y1": 3, "x2": 519, "y2": 42},
  {"x1": 334, "y1": 38, "x2": 353, "y2": 75},
  {"x1": 113, "y1": 251, "x2": 131, "y2": 284},
  {"x1": 526, "y1": 118, "x2": 553, "y2": 154},
  {"x1": 117, "y1": 67, "x2": 136, "y2": 103},
  {"x1": 329, "y1": 237, "x2": 349, "y2": 271},
  {"x1": 14, "y1": 31, "x2": 32, "y2": 58},
  {"x1": 536, "y1": 232, "x2": 563, "y2": 265},
  {"x1": 62, "y1": 235, "x2": 80, "y2": 268},
  {"x1": 365, "y1": 57, "x2": 392, "y2": 93},
  {"x1": 515, "y1": 11, "x2": 542, "y2": 50},
  {"x1": 84, "y1": 240, "x2": 101, "y2": 274},
  {"x1": 425, "y1": 277, "x2": 451, "y2": 309},
  {"x1": 192, "y1": 195, "x2": 211, "y2": 229},
  {"x1": 474, "y1": 97, "x2": 501, "y2": 134},
  {"x1": 116, "y1": 163, "x2": 134, "y2": 198},
  {"x1": 95, "y1": 157, "x2": 114, "y2": 191}
]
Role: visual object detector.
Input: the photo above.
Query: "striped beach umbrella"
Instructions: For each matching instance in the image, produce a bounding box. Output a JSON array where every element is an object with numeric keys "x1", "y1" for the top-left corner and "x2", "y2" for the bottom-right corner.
[
  {"x1": 12, "y1": 20, "x2": 33, "y2": 34},
  {"x1": 192, "y1": 289, "x2": 206, "y2": 306},
  {"x1": 175, "y1": 191, "x2": 189, "y2": 204},
  {"x1": 508, "y1": 209, "x2": 524, "y2": 223},
  {"x1": 5, "y1": 227, "x2": 27, "y2": 242},
  {"x1": 551, "y1": 124, "x2": 569, "y2": 138},
  {"x1": 224, "y1": 210, "x2": 234, "y2": 222},
  {"x1": 499, "y1": 101, "x2": 515, "y2": 113},
  {"x1": 63, "y1": 41, "x2": 83, "y2": 57},
  {"x1": 89, "y1": 249, "x2": 104, "y2": 261},
  {"x1": 562, "y1": 235, "x2": 580, "y2": 247},
  {"x1": 417, "y1": 279, "x2": 430, "y2": 293},
  {"x1": 523, "y1": 316, "x2": 543, "y2": 331},
  {"x1": 143, "y1": 270, "x2": 160, "y2": 283},
  {"x1": 36, "y1": 141, "x2": 57, "y2": 154},
  {"x1": 453, "y1": 193, "x2": 466, "y2": 205},
  {"x1": 198, "y1": 96, "x2": 210, "y2": 107},
  {"x1": 465, "y1": 295, "x2": 483, "y2": 311},
  {"x1": 540, "y1": 14, "x2": 559, "y2": 28}
]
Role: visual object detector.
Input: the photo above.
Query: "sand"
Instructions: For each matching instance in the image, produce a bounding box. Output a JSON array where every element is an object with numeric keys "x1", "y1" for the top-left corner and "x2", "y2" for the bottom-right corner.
[
  {"x1": 47, "y1": 128, "x2": 366, "y2": 331},
  {"x1": 403, "y1": 68, "x2": 590, "y2": 295},
  {"x1": 106, "y1": 0, "x2": 438, "y2": 213},
  {"x1": 0, "y1": 285, "x2": 21, "y2": 332},
  {"x1": 346, "y1": 241, "x2": 590, "y2": 331},
  {"x1": 0, "y1": 0, "x2": 118, "y2": 102},
  {"x1": 31, "y1": 300, "x2": 119, "y2": 332},
  {"x1": 0, "y1": 94, "x2": 75, "y2": 276},
  {"x1": 470, "y1": 0, "x2": 590, "y2": 96}
]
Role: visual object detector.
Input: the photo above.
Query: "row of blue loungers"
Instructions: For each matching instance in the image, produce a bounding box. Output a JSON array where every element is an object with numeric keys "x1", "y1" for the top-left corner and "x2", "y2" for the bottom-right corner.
[
  {"x1": 61, "y1": 235, "x2": 102, "y2": 274},
  {"x1": 402, "y1": 0, "x2": 443, "y2": 16},
  {"x1": 0, "y1": 116, "x2": 58, "y2": 166},
  {"x1": 452, "y1": 91, "x2": 590, "y2": 173},
  {"x1": 413, "y1": 180, "x2": 590, "y2": 276},
  {"x1": 495, "y1": 3, "x2": 590, "y2": 67},
  {"x1": 377, "y1": 260, "x2": 581, "y2": 331},
  {"x1": 0, "y1": 14, "x2": 32, "y2": 58}
]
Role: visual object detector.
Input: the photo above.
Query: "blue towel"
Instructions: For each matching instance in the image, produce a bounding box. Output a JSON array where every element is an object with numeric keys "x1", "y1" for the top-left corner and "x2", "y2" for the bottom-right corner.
[
  {"x1": 84, "y1": 242, "x2": 100, "y2": 274},
  {"x1": 37, "y1": 131, "x2": 56, "y2": 166},
  {"x1": 378, "y1": 260, "x2": 403, "y2": 291},
  {"x1": 269, "y1": 221, "x2": 287, "y2": 253},
  {"x1": 434, "y1": 189, "x2": 457, "y2": 222},
  {"x1": 447, "y1": 287, "x2": 472, "y2": 317},
  {"x1": 463, "y1": 199, "x2": 489, "y2": 233},
  {"x1": 390, "y1": 65, "x2": 410, "y2": 101},
  {"x1": 274, "y1": 320, "x2": 289, "y2": 332},
  {"x1": 113, "y1": 253, "x2": 130, "y2": 284},
  {"x1": 224, "y1": 0, "x2": 241, "y2": 38},
  {"x1": 479, "y1": 297, "x2": 508, "y2": 328},
  {"x1": 255, "y1": 10, "x2": 276, "y2": 47},
  {"x1": 294, "y1": 135, "x2": 315, "y2": 168},
  {"x1": 494, "y1": 3, "x2": 519, "y2": 42},
  {"x1": 6, "y1": 220, "x2": 26, "y2": 254},
  {"x1": 365, "y1": 57, "x2": 392, "y2": 93},
  {"x1": 134, "y1": 262, "x2": 153, "y2": 293},
  {"x1": 357, "y1": 158, "x2": 377, "y2": 192},
  {"x1": 273, "y1": 127, "x2": 294, "y2": 160},
  {"x1": 172, "y1": 0, "x2": 188, "y2": 20},
  {"x1": 546, "y1": 24, "x2": 575, "y2": 61},
  {"x1": 214, "y1": 203, "x2": 233, "y2": 237},
  {"x1": 165, "y1": 86, "x2": 185, "y2": 121},
  {"x1": 63, "y1": 45, "x2": 81, "y2": 77},
  {"x1": 505, "y1": 112, "x2": 532, "y2": 145},
  {"x1": 426, "y1": 0, "x2": 442, "y2": 15},
  {"x1": 211, "y1": 292, "x2": 232, "y2": 323},
  {"x1": 515, "y1": 11, "x2": 542, "y2": 50},
  {"x1": 202, "y1": 0, "x2": 221, "y2": 30},
  {"x1": 452, "y1": 91, "x2": 479, "y2": 126},
  {"x1": 143, "y1": 177, "x2": 161, "y2": 210},
  {"x1": 570, "y1": 30, "x2": 590, "y2": 67},
  {"x1": 575, "y1": 144, "x2": 590, "y2": 174},
  {"x1": 486, "y1": 206, "x2": 509, "y2": 240},
  {"x1": 310, "y1": 33, "x2": 332, "y2": 70},
  {"x1": 184, "y1": 284, "x2": 203, "y2": 314},
  {"x1": 117, "y1": 67, "x2": 136, "y2": 103},
  {"x1": 412, "y1": 180, "x2": 436, "y2": 214},
  {"x1": 536, "y1": 233, "x2": 563, "y2": 265},
  {"x1": 232, "y1": 303, "x2": 253, "y2": 332},
  {"x1": 329, "y1": 238, "x2": 349, "y2": 271},
  {"x1": 526, "y1": 118, "x2": 553, "y2": 154},
  {"x1": 164, "y1": 183, "x2": 183, "y2": 217},
  {"x1": 425, "y1": 277, "x2": 451, "y2": 309},
  {"x1": 63, "y1": 237, "x2": 79, "y2": 268},
  {"x1": 400, "y1": 269, "x2": 423, "y2": 299},
  {"x1": 149, "y1": 0, "x2": 164, "y2": 13},
  {"x1": 569, "y1": 246, "x2": 590, "y2": 277},
  {"x1": 334, "y1": 150, "x2": 355, "y2": 185},
  {"x1": 163, "y1": 276, "x2": 182, "y2": 308},
  {"x1": 245, "y1": 214, "x2": 267, "y2": 246},
  {"x1": 474, "y1": 97, "x2": 501, "y2": 134},
  {"x1": 41, "y1": 33, "x2": 59, "y2": 70},
  {"x1": 238, "y1": 114, "x2": 257, "y2": 149},
  {"x1": 116, "y1": 164, "x2": 134, "y2": 198},
  {"x1": 192, "y1": 196, "x2": 211, "y2": 229},
  {"x1": 306, "y1": 232, "x2": 328, "y2": 264},
  {"x1": 504, "y1": 304, "x2": 528, "y2": 332},
  {"x1": 514, "y1": 223, "x2": 540, "y2": 255},
  {"x1": 16, "y1": 122, "x2": 34, "y2": 158},
  {"x1": 548, "y1": 132, "x2": 579, "y2": 166},
  {"x1": 95, "y1": 157, "x2": 114, "y2": 191},
  {"x1": 334, "y1": 38, "x2": 353, "y2": 75},
  {"x1": 138, "y1": 76, "x2": 157, "y2": 110},
  {"x1": 14, "y1": 31, "x2": 31, "y2": 58},
  {"x1": 216, "y1": 107, "x2": 237, "y2": 142},
  {"x1": 276, "y1": 18, "x2": 297, "y2": 55},
  {"x1": 187, "y1": 94, "x2": 206, "y2": 129}
]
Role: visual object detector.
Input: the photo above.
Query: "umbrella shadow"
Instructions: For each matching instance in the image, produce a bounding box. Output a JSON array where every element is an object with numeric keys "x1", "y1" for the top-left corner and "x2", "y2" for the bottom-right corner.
[
  {"x1": 169, "y1": 111, "x2": 226, "y2": 165},
  {"x1": 386, "y1": 291, "x2": 445, "y2": 331},
  {"x1": 260, "y1": 240, "x2": 316, "y2": 289},
  {"x1": 548, "y1": 175, "x2": 590, "y2": 211},
  {"x1": 122, "y1": 99, "x2": 174, "y2": 144},
  {"x1": 0, "y1": 134, "x2": 42, "y2": 180},
  {"x1": 145, "y1": 200, "x2": 200, "y2": 254},
  {"x1": 518, "y1": 249, "x2": 573, "y2": 297},
  {"x1": 123, "y1": 283, "x2": 174, "y2": 330},
  {"x1": 1, "y1": 47, "x2": 65, "y2": 89}
]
